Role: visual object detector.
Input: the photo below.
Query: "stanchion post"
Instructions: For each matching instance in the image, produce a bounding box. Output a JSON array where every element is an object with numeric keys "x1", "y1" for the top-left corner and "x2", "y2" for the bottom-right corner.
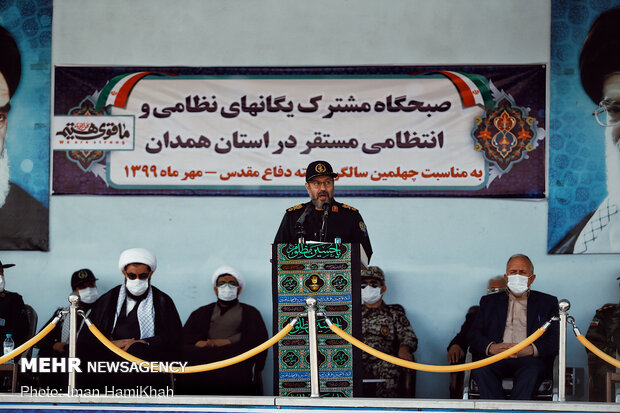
[
  {"x1": 67, "y1": 294, "x2": 79, "y2": 394},
  {"x1": 558, "y1": 299, "x2": 570, "y2": 402},
  {"x1": 306, "y1": 296, "x2": 320, "y2": 397}
]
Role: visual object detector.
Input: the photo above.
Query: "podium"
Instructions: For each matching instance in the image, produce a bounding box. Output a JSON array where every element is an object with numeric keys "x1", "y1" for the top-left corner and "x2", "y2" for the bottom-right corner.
[{"x1": 272, "y1": 242, "x2": 365, "y2": 397}]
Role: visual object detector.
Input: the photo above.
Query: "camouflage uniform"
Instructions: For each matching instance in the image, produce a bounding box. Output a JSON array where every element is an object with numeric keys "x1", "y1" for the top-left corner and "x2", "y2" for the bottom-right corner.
[
  {"x1": 585, "y1": 303, "x2": 620, "y2": 402},
  {"x1": 361, "y1": 302, "x2": 418, "y2": 397}
]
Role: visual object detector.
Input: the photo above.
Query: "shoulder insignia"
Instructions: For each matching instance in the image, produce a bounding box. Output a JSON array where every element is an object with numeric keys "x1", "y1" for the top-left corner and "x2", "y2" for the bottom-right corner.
[
  {"x1": 287, "y1": 204, "x2": 303, "y2": 212},
  {"x1": 590, "y1": 318, "x2": 599, "y2": 327},
  {"x1": 342, "y1": 204, "x2": 358, "y2": 212},
  {"x1": 596, "y1": 303, "x2": 618, "y2": 313},
  {"x1": 359, "y1": 221, "x2": 367, "y2": 233}
]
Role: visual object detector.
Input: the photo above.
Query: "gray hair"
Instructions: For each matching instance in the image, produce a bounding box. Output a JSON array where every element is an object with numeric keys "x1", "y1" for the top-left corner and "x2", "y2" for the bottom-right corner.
[{"x1": 506, "y1": 253, "x2": 534, "y2": 274}]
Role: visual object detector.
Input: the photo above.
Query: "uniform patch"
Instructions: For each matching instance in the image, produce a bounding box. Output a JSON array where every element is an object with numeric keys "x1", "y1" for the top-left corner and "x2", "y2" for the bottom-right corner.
[
  {"x1": 380, "y1": 326, "x2": 390, "y2": 337},
  {"x1": 287, "y1": 204, "x2": 303, "y2": 212},
  {"x1": 590, "y1": 317, "x2": 599, "y2": 327},
  {"x1": 332, "y1": 205, "x2": 338, "y2": 213},
  {"x1": 359, "y1": 221, "x2": 367, "y2": 234}
]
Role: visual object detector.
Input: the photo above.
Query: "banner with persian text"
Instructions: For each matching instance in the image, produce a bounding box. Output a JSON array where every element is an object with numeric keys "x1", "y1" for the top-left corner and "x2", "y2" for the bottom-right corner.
[{"x1": 53, "y1": 65, "x2": 545, "y2": 197}]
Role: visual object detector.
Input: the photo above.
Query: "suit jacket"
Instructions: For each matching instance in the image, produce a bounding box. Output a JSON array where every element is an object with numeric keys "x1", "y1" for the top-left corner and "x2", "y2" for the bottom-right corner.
[{"x1": 468, "y1": 290, "x2": 559, "y2": 362}]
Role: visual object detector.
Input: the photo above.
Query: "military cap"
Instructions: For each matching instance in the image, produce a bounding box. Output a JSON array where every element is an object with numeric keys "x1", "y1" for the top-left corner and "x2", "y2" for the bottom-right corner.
[
  {"x1": 305, "y1": 160, "x2": 338, "y2": 182},
  {"x1": 361, "y1": 266, "x2": 385, "y2": 283},
  {"x1": 0, "y1": 25, "x2": 21, "y2": 98},
  {"x1": 579, "y1": 7, "x2": 620, "y2": 103},
  {"x1": 71, "y1": 268, "x2": 97, "y2": 290}
]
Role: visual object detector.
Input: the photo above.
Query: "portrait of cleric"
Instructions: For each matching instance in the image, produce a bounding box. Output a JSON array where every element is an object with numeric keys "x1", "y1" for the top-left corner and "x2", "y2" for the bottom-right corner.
[
  {"x1": 0, "y1": 25, "x2": 49, "y2": 251},
  {"x1": 549, "y1": 5, "x2": 620, "y2": 254}
]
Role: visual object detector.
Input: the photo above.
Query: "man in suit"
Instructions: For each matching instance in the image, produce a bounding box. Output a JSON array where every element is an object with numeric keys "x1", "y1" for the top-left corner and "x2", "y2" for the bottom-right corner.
[
  {"x1": 468, "y1": 254, "x2": 559, "y2": 399},
  {"x1": 447, "y1": 276, "x2": 506, "y2": 398}
]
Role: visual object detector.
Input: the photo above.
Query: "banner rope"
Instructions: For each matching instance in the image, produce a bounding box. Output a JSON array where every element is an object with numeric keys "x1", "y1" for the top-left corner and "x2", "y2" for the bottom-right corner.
[
  {"x1": 569, "y1": 317, "x2": 620, "y2": 369},
  {"x1": 325, "y1": 316, "x2": 554, "y2": 373},
  {"x1": 0, "y1": 313, "x2": 62, "y2": 364},
  {"x1": 84, "y1": 315, "x2": 298, "y2": 373}
]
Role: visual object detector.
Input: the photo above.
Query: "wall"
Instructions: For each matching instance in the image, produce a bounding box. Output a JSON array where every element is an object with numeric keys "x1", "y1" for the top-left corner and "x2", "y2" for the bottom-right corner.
[{"x1": 1, "y1": 0, "x2": 617, "y2": 399}]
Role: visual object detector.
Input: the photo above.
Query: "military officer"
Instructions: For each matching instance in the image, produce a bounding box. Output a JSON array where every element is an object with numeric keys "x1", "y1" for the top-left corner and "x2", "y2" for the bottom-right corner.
[
  {"x1": 273, "y1": 160, "x2": 372, "y2": 260},
  {"x1": 585, "y1": 274, "x2": 620, "y2": 402},
  {"x1": 361, "y1": 266, "x2": 417, "y2": 397}
]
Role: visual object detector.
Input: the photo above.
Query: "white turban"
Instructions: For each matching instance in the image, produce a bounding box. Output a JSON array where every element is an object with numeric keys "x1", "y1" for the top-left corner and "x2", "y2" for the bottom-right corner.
[
  {"x1": 211, "y1": 265, "x2": 245, "y2": 290},
  {"x1": 118, "y1": 248, "x2": 157, "y2": 272}
]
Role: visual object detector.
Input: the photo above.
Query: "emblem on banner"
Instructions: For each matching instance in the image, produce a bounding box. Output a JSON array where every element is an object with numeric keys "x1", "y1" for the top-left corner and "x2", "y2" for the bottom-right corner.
[
  {"x1": 304, "y1": 274, "x2": 325, "y2": 292},
  {"x1": 471, "y1": 97, "x2": 537, "y2": 172}
]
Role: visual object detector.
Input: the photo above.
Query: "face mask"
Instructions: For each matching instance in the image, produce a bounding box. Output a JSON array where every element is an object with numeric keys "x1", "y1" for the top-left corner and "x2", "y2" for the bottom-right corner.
[
  {"x1": 217, "y1": 284, "x2": 238, "y2": 301},
  {"x1": 361, "y1": 286, "x2": 382, "y2": 305},
  {"x1": 78, "y1": 287, "x2": 99, "y2": 304},
  {"x1": 126, "y1": 278, "x2": 149, "y2": 296},
  {"x1": 0, "y1": 275, "x2": 5, "y2": 293},
  {"x1": 507, "y1": 275, "x2": 530, "y2": 296}
]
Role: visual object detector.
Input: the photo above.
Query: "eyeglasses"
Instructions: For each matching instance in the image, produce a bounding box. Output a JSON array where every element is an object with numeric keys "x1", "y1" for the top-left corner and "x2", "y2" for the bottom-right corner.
[
  {"x1": 216, "y1": 281, "x2": 239, "y2": 288},
  {"x1": 309, "y1": 179, "x2": 334, "y2": 188},
  {"x1": 126, "y1": 272, "x2": 150, "y2": 280},
  {"x1": 361, "y1": 281, "x2": 381, "y2": 288},
  {"x1": 593, "y1": 99, "x2": 620, "y2": 127}
]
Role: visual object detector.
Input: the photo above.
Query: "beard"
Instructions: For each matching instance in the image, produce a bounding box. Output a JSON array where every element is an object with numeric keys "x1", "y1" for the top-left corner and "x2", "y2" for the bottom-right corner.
[
  {"x1": 0, "y1": 149, "x2": 10, "y2": 208},
  {"x1": 605, "y1": 133, "x2": 620, "y2": 206},
  {"x1": 311, "y1": 190, "x2": 333, "y2": 210}
]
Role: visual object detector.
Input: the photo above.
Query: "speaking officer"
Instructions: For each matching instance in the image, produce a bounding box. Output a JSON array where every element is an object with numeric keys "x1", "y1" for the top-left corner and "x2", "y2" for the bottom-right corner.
[{"x1": 273, "y1": 160, "x2": 372, "y2": 260}]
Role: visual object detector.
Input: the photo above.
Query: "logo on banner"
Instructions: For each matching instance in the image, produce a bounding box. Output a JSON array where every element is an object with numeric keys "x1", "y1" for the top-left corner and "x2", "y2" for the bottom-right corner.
[
  {"x1": 52, "y1": 115, "x2": 134, "y2": 151},
  {"x1": 471, "y1": 97, "x2": 537, "y2": 172}
]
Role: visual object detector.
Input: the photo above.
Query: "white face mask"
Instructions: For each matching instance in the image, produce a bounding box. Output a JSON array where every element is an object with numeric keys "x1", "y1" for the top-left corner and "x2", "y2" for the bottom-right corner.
[
  {"x1": 0, "y1": 275, "x2": 5, "y2": 293},
  {"x1": 507, "y1": 274, "x2": 530, "y2": 296},
  {"x1": 78, "y1": 287, "x2": 99, "y2": 304},
  {"x1": 217, "y1": 284, "x2": 238, "y2": 301},
  {"x1": 126, "y1": 278, "x2": 149, "y2": 296},
  {"x1": 361, "y1": 286, "x2": 382, "y2": 305}
]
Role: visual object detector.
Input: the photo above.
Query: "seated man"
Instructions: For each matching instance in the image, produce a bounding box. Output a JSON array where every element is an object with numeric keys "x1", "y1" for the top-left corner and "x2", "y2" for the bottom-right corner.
[
  {"x1": 79, "y1": 248, "x2": 182, "y2": 390},
  {"x1": 447, "y1": 276, "x2": 506, "y2": 398},
  {"x1": 37, "y1": 268, "x2": 99, "y2": 390},
  {"x1": 361, "y1": 266, "x2": 417, "y2": 397},
  {"x1": 468, "y1": 254, "x2": 559, "y2": 400},
  {"x1": 177, "y1": 265, "x2": 268, "y2": 395},
  {"x1": 0, "y1": 260, "x2": 28, "y2": 351},
  {"x1": 584, "y1": 274, "x2": 619, "y2": 402}
]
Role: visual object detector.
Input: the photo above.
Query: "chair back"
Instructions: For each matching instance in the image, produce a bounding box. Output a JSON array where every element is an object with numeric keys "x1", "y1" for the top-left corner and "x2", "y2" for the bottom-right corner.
[{"x1": 21, "y1": 304, "x2": 38, "y2": 360}]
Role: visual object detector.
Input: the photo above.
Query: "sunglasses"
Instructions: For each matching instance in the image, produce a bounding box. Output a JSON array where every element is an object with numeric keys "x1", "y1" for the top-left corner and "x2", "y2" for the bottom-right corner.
[
  {"x1": 361, "y1": 281, "x2": 381, "y2": 288},
  {"x1": 126, "y1": 272, "x2": 150, "y2": 280}
]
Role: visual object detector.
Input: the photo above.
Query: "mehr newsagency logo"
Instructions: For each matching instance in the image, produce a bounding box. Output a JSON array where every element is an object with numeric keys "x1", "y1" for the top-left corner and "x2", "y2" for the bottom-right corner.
[{"x1": 19, "y1": 357, "x2": 186, "y2": 397}]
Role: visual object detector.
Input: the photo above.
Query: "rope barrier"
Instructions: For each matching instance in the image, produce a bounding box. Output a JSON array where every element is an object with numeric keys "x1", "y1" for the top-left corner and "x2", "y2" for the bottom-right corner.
[
  {"x1": 0, "y1": 315, "x2": 60, "y2": 364},
  {"x1": 570, "y1": 320, "x2": 620, "y2": 369},
  {"x1": 85, "y1": 316, "x2": 298, "y2": 373},
  {"x1": 326, "y1": 316, "x2": 551, "y2": 373}
]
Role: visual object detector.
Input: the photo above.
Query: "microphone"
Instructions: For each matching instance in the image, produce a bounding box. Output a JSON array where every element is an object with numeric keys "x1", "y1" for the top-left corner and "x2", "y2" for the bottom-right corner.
[
  {"x1": 295, "y1": 204, "x2": 313, "y2": 242},
  {"x1": 319, "y1": 203, "x2": 330, "y2": 242}
]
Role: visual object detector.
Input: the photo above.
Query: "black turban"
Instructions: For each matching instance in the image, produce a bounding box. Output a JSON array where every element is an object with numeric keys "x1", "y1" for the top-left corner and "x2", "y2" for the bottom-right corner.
[{"x1": 0, "y1": 25, "x2": 21, "y2": 98}]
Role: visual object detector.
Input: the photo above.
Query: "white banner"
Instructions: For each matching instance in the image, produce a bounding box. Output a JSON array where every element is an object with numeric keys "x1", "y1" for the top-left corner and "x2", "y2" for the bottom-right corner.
[{"x1": 107, "y1": 78, "x2": 486, "y2": 190}]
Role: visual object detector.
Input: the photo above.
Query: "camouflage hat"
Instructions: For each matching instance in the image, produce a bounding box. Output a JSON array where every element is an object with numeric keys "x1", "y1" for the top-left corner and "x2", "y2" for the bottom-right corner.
[
  {"x1": 361, "y1": 266, "x2": 385, "y2": 283},
  {"x1": 305, "y1": 160, "x2": 338, "y2": 182}
]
